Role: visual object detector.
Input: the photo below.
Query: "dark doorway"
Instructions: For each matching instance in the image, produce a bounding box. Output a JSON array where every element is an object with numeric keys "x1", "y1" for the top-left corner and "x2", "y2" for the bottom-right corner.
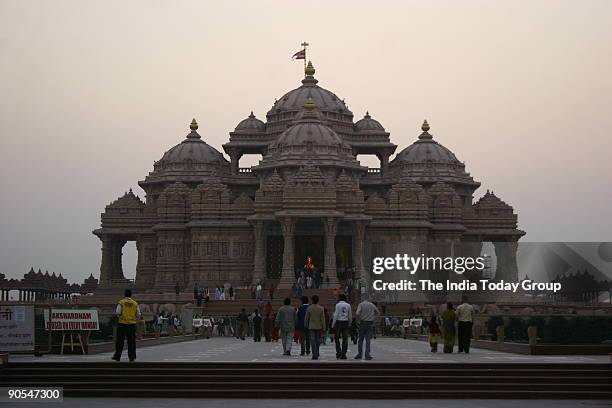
[
  {"x1": 336, "y1": 236, "x2": 353, "y2": 281},
  {"x1": 266, "y1": 236, "x2": 283, "y2": 279}
]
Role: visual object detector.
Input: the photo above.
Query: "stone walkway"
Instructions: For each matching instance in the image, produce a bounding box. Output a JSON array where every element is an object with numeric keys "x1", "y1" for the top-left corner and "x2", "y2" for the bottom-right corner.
[{"x1": 10, "y1": 337, "x2": 609, "y2": 364}]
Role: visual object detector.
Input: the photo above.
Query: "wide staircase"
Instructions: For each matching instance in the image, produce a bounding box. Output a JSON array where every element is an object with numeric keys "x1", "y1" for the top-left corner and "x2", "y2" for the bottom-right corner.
[
  {"x1": 1, "y1": 361, "x2": 610, "y2": 399},
  {"x1": 197, "y1": 288, "x2": 340, "y2": 317}
]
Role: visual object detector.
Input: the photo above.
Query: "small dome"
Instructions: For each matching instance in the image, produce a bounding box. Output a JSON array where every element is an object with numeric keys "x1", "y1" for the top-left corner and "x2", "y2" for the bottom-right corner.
[
  {"x1": 355, "y1": 112, "x2": 385, "y2": 132},
  {"x1": 234, "y1": 111, "x2": 265, "y2": 132},
  {"x1": 141, "y1": 119, "x2": 230, "y2": 186},
  {"x1": 390, "y1": 120, "x2": 478, "y2": 187}
]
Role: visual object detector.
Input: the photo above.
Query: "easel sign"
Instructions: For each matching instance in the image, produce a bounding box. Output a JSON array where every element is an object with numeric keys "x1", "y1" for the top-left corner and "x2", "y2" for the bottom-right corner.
[{"x1": 44, "y1": 309, "x2": 99, "y2": 355}]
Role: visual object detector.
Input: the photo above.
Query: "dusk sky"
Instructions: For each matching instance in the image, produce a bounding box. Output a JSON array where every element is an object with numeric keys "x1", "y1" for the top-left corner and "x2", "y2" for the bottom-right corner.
[{"x1": 1, "y1": 0, "x2": 611, "y2": 284}]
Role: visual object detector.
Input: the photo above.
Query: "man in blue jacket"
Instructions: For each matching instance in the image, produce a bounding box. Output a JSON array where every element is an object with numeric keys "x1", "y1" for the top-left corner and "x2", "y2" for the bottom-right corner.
[{"x1": 296, "y1": 296, "x2": 311, "y2": 356}]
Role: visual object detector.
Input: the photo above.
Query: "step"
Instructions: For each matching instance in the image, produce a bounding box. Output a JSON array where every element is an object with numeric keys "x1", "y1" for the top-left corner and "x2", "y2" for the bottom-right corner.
[
  {"x1": 52, "y1": 388, "x2": 612, "y2": 399},
  {"x1": 3, "y1": 380, "x2": 609, "y2": 391}
]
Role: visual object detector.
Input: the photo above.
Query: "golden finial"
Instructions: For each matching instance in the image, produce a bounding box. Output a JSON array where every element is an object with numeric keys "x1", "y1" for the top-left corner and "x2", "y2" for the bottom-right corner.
[
  {"x1": 305, "y1": 61, "x2": 315, "y2": 76},
  {"x1": 421, "y1": 119, "x2": 430, "y2": 132},
  {"x1": 305, "y1": 96, "x2": 315, "y2": 111},
  {"x1": 190, "y1": 118, "x2": 198, "y2": 131}
]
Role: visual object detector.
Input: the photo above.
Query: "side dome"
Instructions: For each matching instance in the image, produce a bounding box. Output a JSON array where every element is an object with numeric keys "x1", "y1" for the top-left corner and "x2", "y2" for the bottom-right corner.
[
  {"x1": 389, "y1": 120, "x2": 479, "y2": 188},
  {"x1": 266, "y1": 61, "x2": 353, "y2": 127},
  {"x1": 234, "y1": 111, "x2": 265, "y2": 133},
  {"x1": 255, "y1": 99, "x2": 364, "y2": 172},
  {"x1": 355, "y1": 112, "x2": 385, "y2": 132},
  {"x1": 140, "y1": 119, "x2": 230, "y2": 187}
]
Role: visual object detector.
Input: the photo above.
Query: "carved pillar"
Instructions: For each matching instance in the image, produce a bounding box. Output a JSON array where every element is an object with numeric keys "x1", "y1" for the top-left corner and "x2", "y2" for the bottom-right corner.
[
  {"x1": 252, "y1": 221, "x2": 266, "y2": 284},
  {"x1": 379, "y1": 154, "x2": 390, "y2": 176},
  {"x1": 377, "y1": 149, "x2": 392, "y2": 176},
  {"x1": 228, "y1": 148, "x2": 242, "y2": 175},
  {"x1": 494, "y1": 239, "x2": 519, "y2": 282},
  {"x1": 324, "y1": 218, "x2": 339, "y2": 287},
  {"x1": 278, "y1": 218, "x2": 295, "y2": 289},
  {"x1": 98, "y1": 235, "x2": 114, "y2": 287},
  {"x1": 113, "y1": 239, "x2": 127, "y2": 281},
  {"x1": 353, "y1": 221, "x2": 368, "y2": 282}
]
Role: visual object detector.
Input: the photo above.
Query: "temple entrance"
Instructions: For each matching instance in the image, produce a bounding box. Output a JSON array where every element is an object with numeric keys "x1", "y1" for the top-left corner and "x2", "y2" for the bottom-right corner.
[
  {"x1": 263, "y1": 220, "x2": 354, "y2": 286},
  {"x1": 294, "y1": 235, "x2": 324, "y2": 288}
]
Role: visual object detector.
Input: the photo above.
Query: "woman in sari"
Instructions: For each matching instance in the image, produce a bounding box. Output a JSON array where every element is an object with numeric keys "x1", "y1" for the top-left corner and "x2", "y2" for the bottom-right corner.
[{"x1": 441, "y1": 303, "x2": 456, "y2": 353}]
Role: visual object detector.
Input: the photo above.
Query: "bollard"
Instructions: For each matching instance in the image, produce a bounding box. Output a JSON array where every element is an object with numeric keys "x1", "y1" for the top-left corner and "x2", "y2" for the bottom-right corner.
[
  {"x1": 527, "y1": 325, "x2": 538, "y2": 349},
  {"x1": 496, "y1": 325, "x2": 505, "y2": 346}
]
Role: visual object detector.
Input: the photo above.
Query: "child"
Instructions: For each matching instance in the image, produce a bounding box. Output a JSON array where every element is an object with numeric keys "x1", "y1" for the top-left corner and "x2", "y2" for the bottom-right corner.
[{"x1": 428, "y1": 315, "x2": 441, "y2": 353}]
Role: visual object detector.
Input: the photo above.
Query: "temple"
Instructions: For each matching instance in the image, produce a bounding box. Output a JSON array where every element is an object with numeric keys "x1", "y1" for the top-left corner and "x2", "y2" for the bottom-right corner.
[{"x1": 93, "y1": 61, "x2": 525, "y2": 294}]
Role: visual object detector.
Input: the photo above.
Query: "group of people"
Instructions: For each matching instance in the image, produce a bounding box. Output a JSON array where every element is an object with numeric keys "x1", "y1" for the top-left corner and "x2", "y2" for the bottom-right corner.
[
  {"x1": 251, "y1": 281, "x2": 275, "y2": 300},
  {"x1": 214, "y1": 285, "x2": 235, "y2": 301},
  {"x1": 270, "y1": 294, "x2": 380, "y2": 360},
  {"x1": 428, "y1": 297, "x2": 475, "y2": 353}
]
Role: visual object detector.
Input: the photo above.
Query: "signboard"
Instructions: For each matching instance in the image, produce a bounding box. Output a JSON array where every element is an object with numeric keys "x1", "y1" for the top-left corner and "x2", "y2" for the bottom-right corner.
[
  {"x1": 0, "y1": 305, "x2": 35, "y2": 352},
  {"x1": 192, "y1": 318, "x2": 203, "y2": 328},
  {"x1": 409, "y1": 318, "x2": 423, "y2": 327},
  {"x1": 202, "y1": 319, "x2": 212, "y2": 327},
  {"x1": 44, "y1": 309, "x2": 99, "y2": 331}
]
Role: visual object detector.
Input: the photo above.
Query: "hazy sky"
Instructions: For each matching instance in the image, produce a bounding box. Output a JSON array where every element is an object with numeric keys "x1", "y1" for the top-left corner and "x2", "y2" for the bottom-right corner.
[{"x1": 1, "y1": 0, "x2": 611, "y2": 284}]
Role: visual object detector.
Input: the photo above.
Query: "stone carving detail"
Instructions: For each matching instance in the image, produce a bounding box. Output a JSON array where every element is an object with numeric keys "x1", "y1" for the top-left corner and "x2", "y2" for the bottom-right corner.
[
  {"x1": 427, "y1": 182, "x2": 462, "y2": 224},
  {"x1": 388, "y1": 175, "x2": 430, "y2": 220}
]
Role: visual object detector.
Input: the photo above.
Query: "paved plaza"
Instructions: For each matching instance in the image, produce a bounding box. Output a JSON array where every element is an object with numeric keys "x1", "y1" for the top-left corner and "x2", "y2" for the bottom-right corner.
[{"x1": 10, "y1": 337, "x2": 609, "y2": 364}]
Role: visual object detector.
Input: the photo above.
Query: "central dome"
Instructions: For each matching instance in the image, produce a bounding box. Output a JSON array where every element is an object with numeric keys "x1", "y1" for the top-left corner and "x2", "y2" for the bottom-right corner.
[
  {"x1": 266, "y1": 62, "x2": 353, "y2": 126},
  {"x1": 256, "y1": 100, "x2": 364, "y2": 173}
]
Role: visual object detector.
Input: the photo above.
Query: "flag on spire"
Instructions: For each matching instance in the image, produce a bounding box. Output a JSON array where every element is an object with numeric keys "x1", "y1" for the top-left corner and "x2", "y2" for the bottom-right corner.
[{"x1": 292, "y1": 49, "x2": 306, "y2": 60}]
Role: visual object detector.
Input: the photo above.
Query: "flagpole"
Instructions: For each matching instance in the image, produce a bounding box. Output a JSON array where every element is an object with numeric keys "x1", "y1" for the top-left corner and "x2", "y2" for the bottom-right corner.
[{"x1": 301, "y1": 41, "x2": 309, "y2": 70}]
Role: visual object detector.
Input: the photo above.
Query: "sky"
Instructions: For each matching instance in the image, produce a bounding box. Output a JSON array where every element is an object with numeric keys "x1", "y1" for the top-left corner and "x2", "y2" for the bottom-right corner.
[{"x1": 1, "y1": 0, "x2": 611, "y2": 284}]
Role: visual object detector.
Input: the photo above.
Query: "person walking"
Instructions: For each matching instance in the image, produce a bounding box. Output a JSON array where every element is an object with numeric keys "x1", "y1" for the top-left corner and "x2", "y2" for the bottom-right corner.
[
  {"x1": 456, "y1": 296, "x2": 475, "y2": 353},
  {"x1": 332, "y1": 294, "x2": 352, "y2": 359},
  {"x1": 296, "y1": 296, "x2": 311, "y2": 356},
  {"x1": 428, "y1": 315, "x2": 441, "y2": 353},
  {"x1": 269, "y1": 283, "x2": 275, "y2": 300},
  {"x1": 236, "y1": 308, "x2": 248, "y2": 340},
  {"x1": 264, "y1": 301, "x2": 273, "y2": 316},
  {"x1": 305, "y1": 294, "x2": 326, "y2": 360},
  {"x1": 275, "y1": 298, "x2": 296, "y2": 356},
  {"x1": 112, "y1": 289, "x2": 142, "y2": 362},
  {"x1": 441, "y1": 303, "x2": 456, "y2": 353},
  {"x1": 263, "y1": 313, "x2": 273, "y2": 342},
  {"x1": 354, "y1": 297, "x2": 379, "y2": 360},
  {"x1": 252, "y1": 309, "x2": 262, "y2": 342}
]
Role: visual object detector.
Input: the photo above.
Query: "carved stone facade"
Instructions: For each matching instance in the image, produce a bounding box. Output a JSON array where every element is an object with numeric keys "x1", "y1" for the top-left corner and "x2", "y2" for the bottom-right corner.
[{"x1": 93, "y1": 62, "x2": 524, "y2": 293}]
